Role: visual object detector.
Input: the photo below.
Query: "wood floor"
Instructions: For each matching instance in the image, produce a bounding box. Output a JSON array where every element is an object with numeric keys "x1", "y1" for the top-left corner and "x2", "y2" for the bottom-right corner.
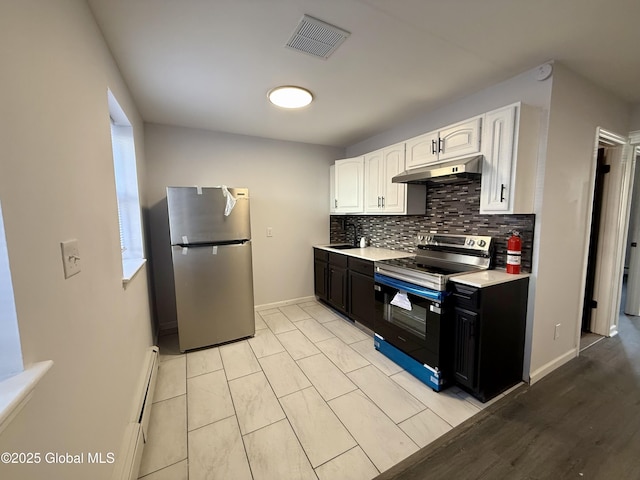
[{"x1": 376, "y1": 311, "x2": 640, "y2": 480}]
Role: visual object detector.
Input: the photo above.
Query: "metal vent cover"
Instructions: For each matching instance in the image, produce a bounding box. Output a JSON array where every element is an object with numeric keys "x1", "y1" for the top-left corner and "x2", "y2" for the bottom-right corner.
[{"x1": 286, "y1": 15, "x2": 350, "y2": 59}]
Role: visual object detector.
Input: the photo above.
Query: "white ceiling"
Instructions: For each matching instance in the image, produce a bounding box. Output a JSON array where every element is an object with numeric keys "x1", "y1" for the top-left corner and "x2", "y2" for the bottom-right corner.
[{"x1": 87, "y1": 0, "x2": 640, "y2": 147}]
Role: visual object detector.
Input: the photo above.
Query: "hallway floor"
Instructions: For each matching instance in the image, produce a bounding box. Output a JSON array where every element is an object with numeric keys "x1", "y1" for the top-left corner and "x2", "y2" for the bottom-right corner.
[{"x1": 137, "y1": 298, "x2": 510, "y2": 479}]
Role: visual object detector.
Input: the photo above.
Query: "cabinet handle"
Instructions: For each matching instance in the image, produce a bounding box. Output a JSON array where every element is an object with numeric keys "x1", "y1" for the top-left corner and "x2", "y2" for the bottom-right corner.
[
  {"x1": 438, "y1": 138, "x2": 444, "y2": 153},
  {"x1": 431, "y1": 139, "x2": 437, "y2": 155},
  {"x1": 377, "y1": 196, "x2": 381, "y2": 207},
  {"x1": 382, "y1": 196, "x2": 385, "y2": 207},
  {"x1": 500, "y1": 184, "x2": 506, "y2": 202},
  {"x1": 335, "y1": 199, "x2": 338, "y2": 208}
]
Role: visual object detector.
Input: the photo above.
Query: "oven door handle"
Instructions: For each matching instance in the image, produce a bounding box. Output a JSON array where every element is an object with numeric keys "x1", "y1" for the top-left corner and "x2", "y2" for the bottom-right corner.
[{"x1": 374, "y1": 274, "x2": 444, "y2": 302}]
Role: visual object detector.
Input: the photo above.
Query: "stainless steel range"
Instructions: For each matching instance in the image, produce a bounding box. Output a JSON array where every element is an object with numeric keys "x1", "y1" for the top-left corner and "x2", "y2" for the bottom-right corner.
[
  {"x1": 373, "y1": 233, "x2": 494, "y2": 391},
  {"x1": 375, "y1": 233, "x2": 493, "y2": 290}
]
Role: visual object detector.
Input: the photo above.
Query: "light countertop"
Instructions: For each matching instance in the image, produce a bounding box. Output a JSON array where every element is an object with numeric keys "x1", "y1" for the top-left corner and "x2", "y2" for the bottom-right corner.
[
  {"x1": 314, "y1": 245, "x2": 414, "y2": 262},
  {"x1": 451, "y1": 269, "x2": 530, "y2": 288}
]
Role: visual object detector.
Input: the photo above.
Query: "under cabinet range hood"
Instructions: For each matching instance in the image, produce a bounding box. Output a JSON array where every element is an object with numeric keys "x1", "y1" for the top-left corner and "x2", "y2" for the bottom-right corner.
[{"x1": 392, "y1": 155, "x2": 483, "y2": 184}]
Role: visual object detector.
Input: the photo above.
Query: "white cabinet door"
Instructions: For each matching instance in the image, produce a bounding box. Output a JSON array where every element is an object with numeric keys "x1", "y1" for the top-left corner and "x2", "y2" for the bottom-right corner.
[
  {"x1": 480, "y1": 106, "x2": 516, "y2": 212},
  {"x1": 335, "y1": 157, "x2": 364, "y2": 213},
  {"x1": 381, "y1": 144, "x2": 406, "y2": 213},
  {"x1": 438, "y1": 117, "x2": 482, "y2": 161},
  {"x1": 329, "y1": 165, "x2": 337, "y2": 213},
  {"x1": 405, "y1": 130, "x2": 439, "y2": 169},
  {"x1": 364, "y1": 144, "x2": 407, "y2": 214},
  {"x1": 480, "y1": 103, "x2": 539, "y2": 214},
  {"x1": 364, "y1": 149, "x2": 383, "y2": 213},
  {"x1": 405, "y1": 118, "x2": 481, "y2": 168}
]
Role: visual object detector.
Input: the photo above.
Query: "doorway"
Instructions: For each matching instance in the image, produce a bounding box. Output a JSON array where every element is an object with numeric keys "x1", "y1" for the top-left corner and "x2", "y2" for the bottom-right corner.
[
  {"x1": 579, "y1": 129, "x2": 633, "y2": 346},
  {"x1": 582, "y1": 147, "x2": 608, "y2": 333},
  {"x1": 623, "y1": 146, "x2": 640, "y2": 316},
  {"x1": 581, "y1": 147, "x2": 608, "y2": 350}
]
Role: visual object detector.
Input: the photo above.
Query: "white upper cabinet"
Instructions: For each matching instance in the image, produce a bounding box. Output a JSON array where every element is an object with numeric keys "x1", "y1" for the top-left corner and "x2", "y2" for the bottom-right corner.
[
  {"x1": 438, "y1": 118, "x2": 482, "y2": 161},
  {"x1": 334, "y1": 156, "x2": 365, "y2": 213},
  {"x1": 329, "y1": 164, "x2": 337, "y2": 213},
  {"x1": 480, "y1": 103, "x2": 540, "y2": 214},
  {"x1": 380, "y1": 144, "x2": 406, "y2": 213},
  {"x1": 364, "y1": 144, "x2": 408, "y2": 214},
  {"x1": 406, "y1": 117, "x2": 481, "y2": 169},
  {"x1": 405, "y1": 131, "x2": 439, "y2": 169},
  {"x1": 364, "y1": 148, "x2": 383, "y2": 212}
]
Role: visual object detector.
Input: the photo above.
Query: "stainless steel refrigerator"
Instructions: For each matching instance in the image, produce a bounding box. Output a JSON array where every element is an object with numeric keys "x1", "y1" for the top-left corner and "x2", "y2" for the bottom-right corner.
[{"x1": 166, "y1": 186, "x2": 255, "y2": 352}]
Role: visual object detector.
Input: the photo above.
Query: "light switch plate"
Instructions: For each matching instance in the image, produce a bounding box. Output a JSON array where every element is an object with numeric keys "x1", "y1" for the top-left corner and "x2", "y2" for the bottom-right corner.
[{"x1": 61, "y1": 239, "x2": 81, "y2": 278}]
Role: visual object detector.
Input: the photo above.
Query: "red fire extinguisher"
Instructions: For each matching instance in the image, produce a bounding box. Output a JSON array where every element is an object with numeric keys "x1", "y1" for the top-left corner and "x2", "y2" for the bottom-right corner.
[{"x1": 506, "y1": 231, "x2": 522, "y2": 274}]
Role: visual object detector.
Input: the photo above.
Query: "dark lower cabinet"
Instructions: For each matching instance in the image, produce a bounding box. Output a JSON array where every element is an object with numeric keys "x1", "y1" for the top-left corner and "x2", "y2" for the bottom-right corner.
[
  {"x1": 451, "y1": 277, "x2": 529, "y2": 402},
  {"x1": 452, "y1": 307, "x2": 478, "y2": 390},
  {"x1": 348, "y1": 258, "x2": 375, "y2": 329},
  {"x1": 314, "y1": 261, "x2": 328, "y2": 301},
  {"x1": 327, "y1": 263, "x2": 347, "y2": 312},
  {"x1": 313, "y1": 248, "x2": 375, "y2": 327}
]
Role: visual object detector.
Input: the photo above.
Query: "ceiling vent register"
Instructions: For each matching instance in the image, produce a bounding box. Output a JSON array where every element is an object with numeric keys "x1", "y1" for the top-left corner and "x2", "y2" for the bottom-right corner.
[{"x1": 286, "y1": 15, "x2": 350, "y2": 59}]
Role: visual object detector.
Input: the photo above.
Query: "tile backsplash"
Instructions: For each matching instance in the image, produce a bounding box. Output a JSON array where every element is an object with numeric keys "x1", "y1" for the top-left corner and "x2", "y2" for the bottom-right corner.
[{"x1": 330, "y1": 178, "x2": 535, "y2": 271}]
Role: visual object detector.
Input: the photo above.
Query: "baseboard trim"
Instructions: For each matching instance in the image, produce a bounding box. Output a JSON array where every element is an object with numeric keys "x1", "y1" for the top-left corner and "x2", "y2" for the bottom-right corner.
[
  {"x1": 255, "y1": 296, "x2": 316, "y2": 311},
  {"x1": 529, "y1": 348, "x2": 577, "y2": 385},
  {"x1": 111, "y1": 346, "x2": 159, "y2": 480}
]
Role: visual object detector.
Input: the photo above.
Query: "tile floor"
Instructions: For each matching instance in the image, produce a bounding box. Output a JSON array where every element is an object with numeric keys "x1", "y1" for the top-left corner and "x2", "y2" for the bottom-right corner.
[{"x1": 138, "y1": 298, "x2": 509, "y2": 480}]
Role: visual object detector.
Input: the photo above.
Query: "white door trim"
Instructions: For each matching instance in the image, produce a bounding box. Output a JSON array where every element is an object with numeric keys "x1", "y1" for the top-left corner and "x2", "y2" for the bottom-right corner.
[{"x1": 578, "y1": 128, "x2": 631, "y2": 342}]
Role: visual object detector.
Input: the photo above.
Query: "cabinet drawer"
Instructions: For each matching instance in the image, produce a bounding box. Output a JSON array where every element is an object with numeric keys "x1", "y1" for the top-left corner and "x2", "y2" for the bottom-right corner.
[
  {"x1": 329, "y1": 252, "x2": 348, "y2": 268},
  {"x1": 348, "y1": 257, "x2": 373, "y2": 276},
  {"x1": 450, "y1": 282, "x2": 480, "y2": 310},
  {"x1": 314, "y1": 248, "x2": 329, "y2": 262}
]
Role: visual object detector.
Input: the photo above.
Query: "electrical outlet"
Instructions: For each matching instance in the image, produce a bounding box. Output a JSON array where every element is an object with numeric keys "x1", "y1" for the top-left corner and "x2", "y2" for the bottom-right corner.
[
  {"x1": 61, "y1": 239, "x2": 81, "y2": 278},
  {"x1": 266, "y1": 227, "x2": 273, "y2": 237},
  {"x1": 554, "y1": 323, "x2": 561, "y2": 340}
]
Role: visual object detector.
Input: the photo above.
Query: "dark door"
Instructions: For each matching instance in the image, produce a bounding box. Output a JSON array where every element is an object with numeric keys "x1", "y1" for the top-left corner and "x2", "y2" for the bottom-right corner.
[
  {"x1": 314, "y1": 260, "x2": 328, "y2": 300},
  {"x1": 453, "y1": 307, "x2": 478, "y2": 390},
  {"x1": 348, "y1": 270, "x2": 374, "y2": 328},
  {"x1": 582, "y1": 148, "x2": 609, "y2": 332},
  {"x1": 328, "y1": 266, "x2": 347, "y2": 312}
]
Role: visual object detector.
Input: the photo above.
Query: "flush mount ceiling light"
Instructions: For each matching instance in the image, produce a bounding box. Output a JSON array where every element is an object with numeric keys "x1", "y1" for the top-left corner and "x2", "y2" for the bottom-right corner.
[{"x1": 268, "y1": 86, "x2": 313, "y2": 109}]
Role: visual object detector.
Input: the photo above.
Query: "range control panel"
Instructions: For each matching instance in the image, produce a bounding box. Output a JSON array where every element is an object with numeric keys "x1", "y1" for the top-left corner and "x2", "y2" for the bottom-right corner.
[{"x1": 416, "y1": 233, "x2": 493, "y2": 253}]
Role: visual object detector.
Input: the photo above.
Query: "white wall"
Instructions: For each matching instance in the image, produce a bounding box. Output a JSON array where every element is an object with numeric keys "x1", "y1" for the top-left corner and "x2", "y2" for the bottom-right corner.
[
  {"x1": 144, "y1": 124, "x2": 343, "y2": 330},
  {"x1": 528, "y1": 63, "x2": 631, "y2": 381},
  {"x1": 0, "y1": 1, "x2": 154, "y2": 479}
]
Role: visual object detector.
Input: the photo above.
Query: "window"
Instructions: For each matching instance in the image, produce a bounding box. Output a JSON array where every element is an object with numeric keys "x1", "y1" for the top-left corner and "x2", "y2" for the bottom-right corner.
[
  {"x1": 0, "y1": 200, "x2": 23, "y2": 382},
  {"x1": 108, "y1": 90, "x2": 145, "y2": 283},
  {"x1": 0, "y1": 200, "x2": 52, "y2": 436}
]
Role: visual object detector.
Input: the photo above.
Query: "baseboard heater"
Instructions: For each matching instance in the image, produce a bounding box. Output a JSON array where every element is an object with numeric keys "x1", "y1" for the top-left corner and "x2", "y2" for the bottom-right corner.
[{"x1": 111, "y1": 346, "x2": 159, "y2": 480}]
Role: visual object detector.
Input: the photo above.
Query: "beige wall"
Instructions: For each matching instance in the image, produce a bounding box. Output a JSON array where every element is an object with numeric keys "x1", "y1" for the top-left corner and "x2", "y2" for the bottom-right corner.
[
  {"x1": 528, "y1": 63, "x2": 631, "y2": 381},
  {"x1": 630, "y1": 103, "x2": 640, "y2": 131},
  {"x1": 144, "y1": 124, "x2": 343, "y2": 330},
  {"x1": 0, "y1": 1, "x2": 154, "y2": 479}
]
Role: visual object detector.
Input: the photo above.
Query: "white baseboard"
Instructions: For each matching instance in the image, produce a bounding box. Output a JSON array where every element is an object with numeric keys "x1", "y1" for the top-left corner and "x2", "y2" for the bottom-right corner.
[
  {"x1": 528, "y1": 348, "x2": 577, "y2": 385},
  {"x1": 255, "y1": 296, "x2": 317, "y2": 311},
  {"x1": 111, "y1": 346, "x2": 159, "y2": 480}
]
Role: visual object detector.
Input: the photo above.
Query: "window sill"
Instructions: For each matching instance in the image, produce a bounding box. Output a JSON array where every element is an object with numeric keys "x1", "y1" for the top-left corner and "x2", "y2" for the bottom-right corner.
[
  {"x1": 122, "y1": 258, "x2": 146, "y2": 286},
  {"x1": 0, "y1": 360, "x2": 53, "y2": 435}
]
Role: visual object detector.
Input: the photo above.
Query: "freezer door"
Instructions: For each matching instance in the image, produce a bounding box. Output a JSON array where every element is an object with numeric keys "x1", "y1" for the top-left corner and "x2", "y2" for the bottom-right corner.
[
  {"x1": 171, "y1": 241, "x2": 255, "y2": 351},
  {"x1": 167, "y1": 186, "x2": 251, "y2": 244}
]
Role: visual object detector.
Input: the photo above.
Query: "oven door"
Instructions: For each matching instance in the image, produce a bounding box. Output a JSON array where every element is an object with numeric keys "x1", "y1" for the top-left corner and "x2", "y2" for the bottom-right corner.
[{"x1": 374, "y1": 274, "x2": 444, "y2": 368}]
